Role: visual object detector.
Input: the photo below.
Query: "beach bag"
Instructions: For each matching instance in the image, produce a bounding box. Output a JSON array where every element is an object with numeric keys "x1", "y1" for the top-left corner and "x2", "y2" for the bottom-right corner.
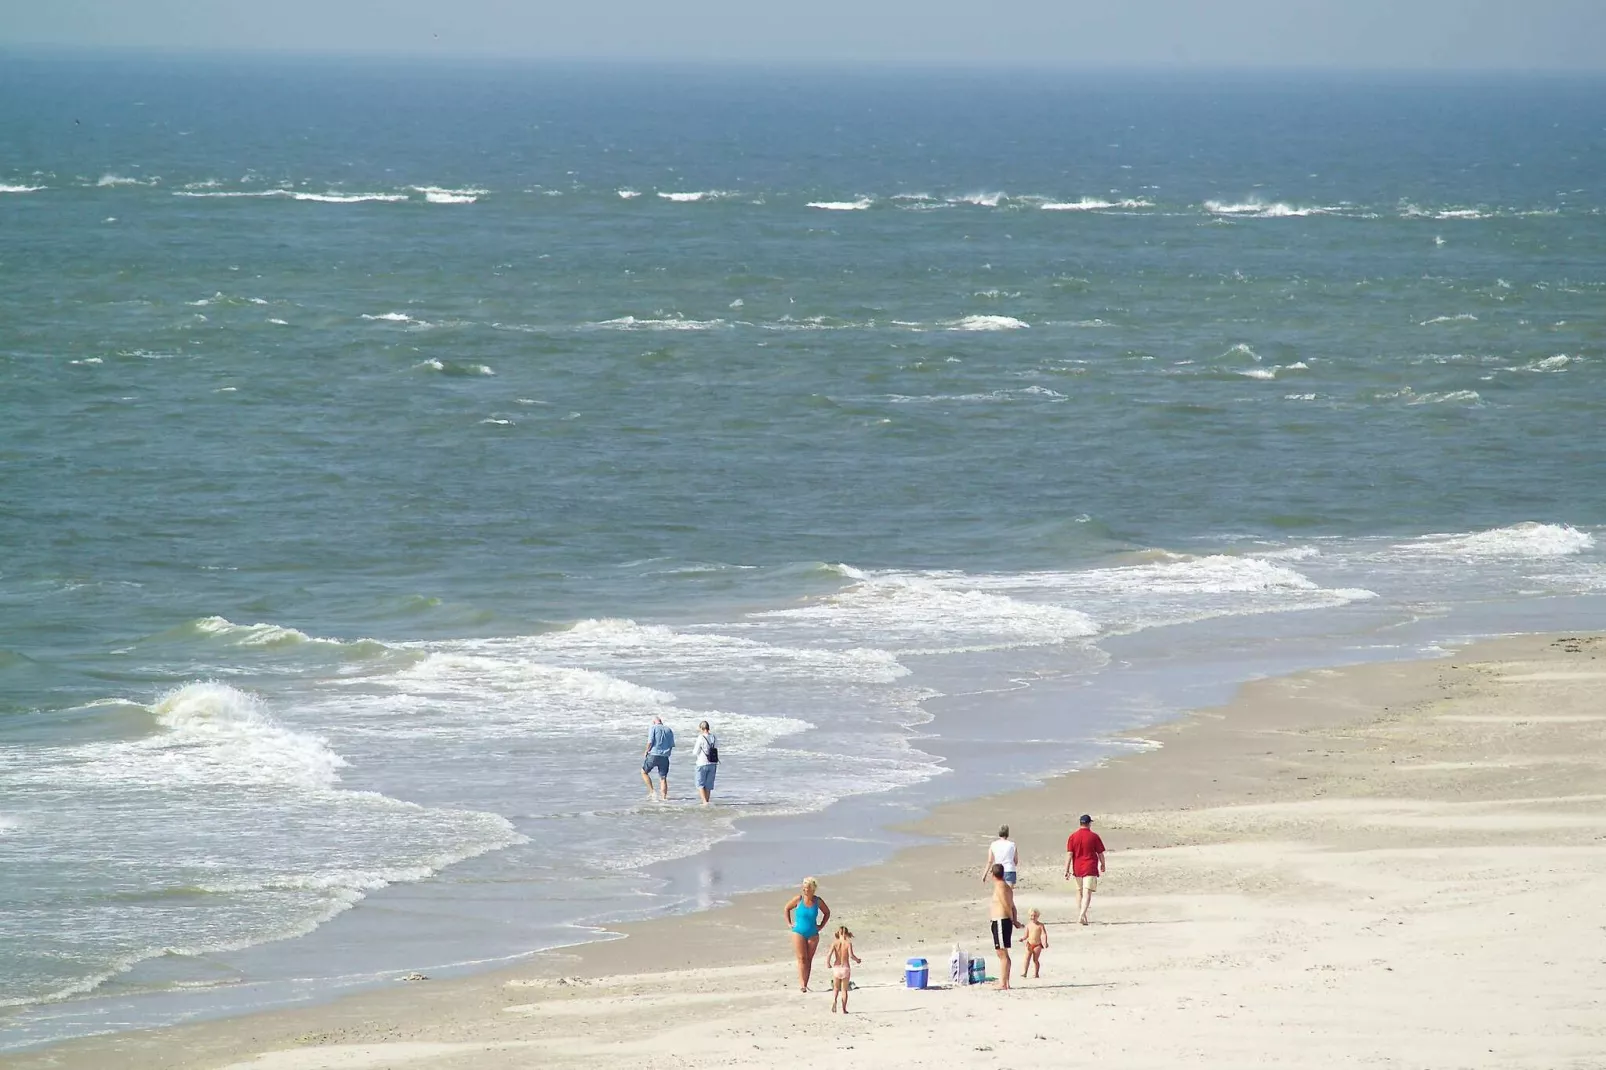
[
  {"x1": 705, "y1": 736, "x2": 718, "y2": 764},
  {"x1": 950, "y1": 945, "x2": 968, "y2": 985}
]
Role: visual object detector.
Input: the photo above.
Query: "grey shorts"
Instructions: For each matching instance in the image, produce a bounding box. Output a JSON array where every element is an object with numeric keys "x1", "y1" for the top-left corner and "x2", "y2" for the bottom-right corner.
[
  {"x1": 696, "y1": 764, "x2": 717, "y2": 790},
  {"x1": 643, "y1": 754, "x2": 669, "y2": 777}
]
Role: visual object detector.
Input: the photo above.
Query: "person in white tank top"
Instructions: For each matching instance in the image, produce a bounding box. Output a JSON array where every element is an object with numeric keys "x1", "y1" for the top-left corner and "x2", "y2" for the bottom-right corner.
[{"x1": 983, "y1": 825, "x2": 1019, "y2": 886}]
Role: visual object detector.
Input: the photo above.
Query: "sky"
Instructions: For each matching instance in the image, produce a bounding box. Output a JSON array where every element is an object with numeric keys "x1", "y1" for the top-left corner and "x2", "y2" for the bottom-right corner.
[{"x1": 2, "y1": 0, "x2": 1603, "y2": 70}]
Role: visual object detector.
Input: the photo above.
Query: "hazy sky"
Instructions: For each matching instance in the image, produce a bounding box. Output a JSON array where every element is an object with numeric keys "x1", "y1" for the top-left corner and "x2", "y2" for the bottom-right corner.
[{"x1": 3, "y1": 0, "x2": 1603, "y2": 70}]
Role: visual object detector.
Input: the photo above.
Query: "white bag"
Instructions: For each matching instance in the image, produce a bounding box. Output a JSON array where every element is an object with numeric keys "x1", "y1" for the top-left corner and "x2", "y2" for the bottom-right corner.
[{"x1": 949, "y1": 945, "x2": 968, "y2": 985}]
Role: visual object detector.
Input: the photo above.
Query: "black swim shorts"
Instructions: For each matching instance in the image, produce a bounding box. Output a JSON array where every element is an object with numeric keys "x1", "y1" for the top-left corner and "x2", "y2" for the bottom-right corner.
[{"x1": 990, "y1": 918, "x2": 1013, "y2": 950}]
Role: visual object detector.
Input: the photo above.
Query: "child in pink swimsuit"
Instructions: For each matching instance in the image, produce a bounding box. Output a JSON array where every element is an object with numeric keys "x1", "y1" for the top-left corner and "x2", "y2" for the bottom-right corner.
[{"x1": 827, "y1": 926, "x2": 862, "y2": 1013}]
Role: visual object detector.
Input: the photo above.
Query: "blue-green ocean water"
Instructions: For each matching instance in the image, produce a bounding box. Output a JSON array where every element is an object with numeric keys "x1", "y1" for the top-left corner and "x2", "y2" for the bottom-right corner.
[{"x1": 2, "y1": 55, "x2": 1604, "y2": 1044}]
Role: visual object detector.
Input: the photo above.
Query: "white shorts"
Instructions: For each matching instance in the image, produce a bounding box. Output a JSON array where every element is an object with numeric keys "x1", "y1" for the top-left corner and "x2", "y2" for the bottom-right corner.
[{"x1": 1076, "y1": 875, "x2": 1099, "y2": 892}]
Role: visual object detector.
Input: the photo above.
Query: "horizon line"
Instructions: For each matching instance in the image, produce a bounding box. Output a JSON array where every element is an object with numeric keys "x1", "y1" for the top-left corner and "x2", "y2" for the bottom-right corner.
[{"x1": 3, "y1": 42, "x2": 1604, "y2": 78}]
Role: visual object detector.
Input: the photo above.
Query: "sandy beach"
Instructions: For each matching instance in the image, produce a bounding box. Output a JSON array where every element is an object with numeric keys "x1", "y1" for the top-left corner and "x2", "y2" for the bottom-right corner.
[{"x1": 8, "y1": 632, "x2": 1605, "y2": 1069}]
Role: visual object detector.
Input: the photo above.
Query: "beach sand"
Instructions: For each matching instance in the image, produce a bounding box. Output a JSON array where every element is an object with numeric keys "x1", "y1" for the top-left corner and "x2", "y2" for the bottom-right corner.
[{"x1": 9, "y1": 633, "x2": 1605, "y2": 1069}]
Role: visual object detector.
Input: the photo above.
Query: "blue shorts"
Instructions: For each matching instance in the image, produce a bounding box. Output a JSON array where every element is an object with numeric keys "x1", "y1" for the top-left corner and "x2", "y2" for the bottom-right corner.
[
  {"x1": 696, "y1": 764, "x2": 717, "y2": 790},
  {"x1": 1003, "y1": 869, "x2": 1017, "y2": 886},
  {"x1": 643, "y1": 754, "x2": 669, "y2": 777}
]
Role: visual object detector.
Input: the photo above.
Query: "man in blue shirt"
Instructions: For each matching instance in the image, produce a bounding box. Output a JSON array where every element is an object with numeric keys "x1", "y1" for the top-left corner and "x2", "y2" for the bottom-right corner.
[{"x1": 641, "y1": 716, "x2": 675, "y2": 800}]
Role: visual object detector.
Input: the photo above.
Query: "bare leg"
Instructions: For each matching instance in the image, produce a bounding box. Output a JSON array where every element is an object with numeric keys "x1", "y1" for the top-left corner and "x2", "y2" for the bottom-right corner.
[
  {"x1": 640, "y1": 768, "x2": 655, "y2": 798},
  {"x1": 996, "y1": 947, "x2": 1012, "y2": 990},
  {"x1": 802, "y1": 935, "x2": 818, "y2": 992},
  {"x1": 698, "y1": 786, "x2": 711, "y2": 804},
  {"x1": 792, "y1": 932, "x2": 809, "y2": 991},
  {"x1": 1080, "y1": 887, "x2": 1095, "y2": 925},
  {"x1": 660, "y1": 775, "x2": 669, "y2": 800},
  {"x1": 842, "y1": 976, "x2": 850, "y2": 1013},
  {"x1": 831, "y1": 978, "x2": 840, "y2": 1012}
]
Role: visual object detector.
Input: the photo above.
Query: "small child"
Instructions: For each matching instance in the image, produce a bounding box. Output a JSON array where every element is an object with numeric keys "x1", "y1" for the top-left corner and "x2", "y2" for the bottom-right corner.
[
  {"x1": 1022, "y1": 909, "x2": 1049, "y2": 979},
  {"x1": 826, "y1": 925, "x2": 862, "y2": 1013}
]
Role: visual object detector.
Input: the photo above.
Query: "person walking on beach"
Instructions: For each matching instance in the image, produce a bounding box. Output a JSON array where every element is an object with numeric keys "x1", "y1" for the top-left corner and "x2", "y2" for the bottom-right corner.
[
  {"x1": 982, "y1": 824, "x2": 1018, "y2": 886},
  {"x1": 640, "y1": 716, "x2": 675, "y2": 801},
  {"x1": 1064, "y1": 814, "x2": 1107, "y2": 925},
  {"x1": 988, "y1": 862, "x2": 1023, "y2": 990},
  {"x1": 826, "y1": 925, "x2": 861, "y2": 1013},
  {"x1": 784, "y1": 877, "x2": 830, "y2": 993},
  {"x1": 693, "y1": 720, "x2": 718, "y2": 805}
]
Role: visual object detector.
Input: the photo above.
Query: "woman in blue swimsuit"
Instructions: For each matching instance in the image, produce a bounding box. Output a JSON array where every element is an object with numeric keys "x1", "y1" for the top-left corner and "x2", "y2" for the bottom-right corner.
[{"x1": 784, "y1": 876, "x2": 831, "y2": 992}]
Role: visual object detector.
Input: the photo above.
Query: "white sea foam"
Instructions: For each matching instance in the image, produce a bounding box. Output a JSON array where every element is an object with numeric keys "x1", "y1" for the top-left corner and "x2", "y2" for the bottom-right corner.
[
  {"x1": 479, "y1": 417, "x2": 512, "y2": 425},
  {"x1": 1420, "y1": 314, "x2": 1478, "y2": 326},
  {"x1": 806, "y1": 197, "x2": 873, "y2": 210},
  {"x1": 1040, "y1": 197, "x2": 1152, "y2": 211},
  {"x1": 948, "y1": 191, "x2": 1005, "y2": 207},
  {"x1": 97, "y1": 174, "x2": 156, "y2": 187},
  {"x1": 193, "y1": 616, "x2": 319, "y2": 647},
  {"x1": 0, "y1": 814, "x2": 18, "y2": 835},
  {"x1": 412, "y1": 358, "x2": 492, "y2": 375},
  {"x1": 1435, "y1": 208, "x2": 1488, "y2": 220},
  {"x1": 411, "y1": 186, "x2": 485, "y2": 204},
  {"x1": 521, "y1": 617, "x2": 910, "y2": 684},
  {"x1": 173, "y1": 188, "x2": 405, "y2": 203},
  {"x1": 1096, "y1": 555, "x2": 1339, "y2": 595},
  {"x1": 1525, "y1": 354, "x2": 1572, "y2": 371},
  {"x1": 399, "y1": 652, "x2": 676, "y2": 706},
  {"x1": 617, "y1": 189, "x2": 641, "y2": 199},
  {"x1": 173, "y1": 189, "x2": 288, "y2": 198},
  {"x1": 1396, "y1": 523, "x2": 1595, "y2": 559},
  {"x1": 182, "y1": 617, "x2": 391, "y2": 663},
  {"x1": 656, "y1": 190, "x2": 731, "y2": 202},
  {"x1": 1223, "y1": 343, "x2": 1261, "y2": 360},
  {"x1": 290, "y1": 191, "x2": 407, "y2": 203},
  {"x1": 362, "y1": 311, "x2": 422, "y2": 324},
  {"x1": 1205, "y1": 199, "x2": 1334, "y2": 218},
  {"x1": 132, "y1": 682, "x2": 348, "y2": 789},
  {"x1": 356, "y1": 638, "x2": 824, "y2": 742},
  {"x1": 948, "y1": 556, "x2": 1376, "y2": 638},
  {"x1": 944, "y1": 315, "x2": 1029, "y2": 331},
  {"x1": 591, "y1": 316, "x2": 729, "y2": 331},
  {"x1": 70, "y1": 357, "x2": 104, "y2": 365},
  {"x1": 1532, "y1": 564, "x2": 1606, "y2": 592},
  {"x1": 1238, "y1": 367, "x2": 1278, "y2": 380},
  {"x1": 1406, "y1": 389, "x2": 1481, "y2": 405},
  {"x1": 755, "y1": 570, "x2": 1100, "y2": 654},
  {"x1": 0, "y1": 183, "x2": 44, "y2": 194}
]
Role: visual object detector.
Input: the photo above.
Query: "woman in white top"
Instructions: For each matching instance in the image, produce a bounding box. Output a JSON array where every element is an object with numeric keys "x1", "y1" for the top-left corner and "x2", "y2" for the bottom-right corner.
[
  {"x1": 983, "y1": 824, "x2": 1018, "y2": 885},
  {"x1": 694, "y1": 720, "x2": 719, "y2": 804}
]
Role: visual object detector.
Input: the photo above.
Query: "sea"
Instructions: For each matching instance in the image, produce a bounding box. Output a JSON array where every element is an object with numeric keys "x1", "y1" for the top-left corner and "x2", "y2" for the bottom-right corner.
[{"x1": 1, "y1": 53, "x2": 1603, "y2": 1050}]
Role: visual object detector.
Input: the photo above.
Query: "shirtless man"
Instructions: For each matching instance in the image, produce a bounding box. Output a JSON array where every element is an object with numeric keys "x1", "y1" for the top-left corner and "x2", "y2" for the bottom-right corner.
[{"x1": 987, "y1": 862, "x2": 1024, "y2": 990}]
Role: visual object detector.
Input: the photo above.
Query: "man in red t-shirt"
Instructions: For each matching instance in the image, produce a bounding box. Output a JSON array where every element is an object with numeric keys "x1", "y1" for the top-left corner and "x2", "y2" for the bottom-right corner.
[{"x1": 1063, "y1": 814, "x2": 1106, "y2": 925}]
